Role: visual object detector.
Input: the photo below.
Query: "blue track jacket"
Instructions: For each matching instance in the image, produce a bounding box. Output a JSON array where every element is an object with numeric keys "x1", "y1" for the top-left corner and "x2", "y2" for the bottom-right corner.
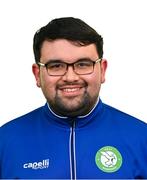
[{"x1": 1, "y1": 99, "x2": 147, "y2": 179}]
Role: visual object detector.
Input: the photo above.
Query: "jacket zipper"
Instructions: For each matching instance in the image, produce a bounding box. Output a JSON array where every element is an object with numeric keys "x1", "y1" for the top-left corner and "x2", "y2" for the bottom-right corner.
[{"x1": 69, "y1": 120, "x2": 76, "y2": 180}]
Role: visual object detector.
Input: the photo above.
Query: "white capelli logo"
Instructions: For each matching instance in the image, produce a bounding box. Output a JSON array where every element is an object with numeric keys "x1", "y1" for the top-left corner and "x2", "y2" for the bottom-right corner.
[{"x1": 23, "y1": 159, "x2": 49, "y2": 170}]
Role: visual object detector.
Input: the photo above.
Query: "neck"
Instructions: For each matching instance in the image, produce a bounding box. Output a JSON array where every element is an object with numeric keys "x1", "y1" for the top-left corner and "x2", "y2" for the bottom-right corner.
[{"x1": 47, "y1": 97, "x2": 99, "y2": 118}]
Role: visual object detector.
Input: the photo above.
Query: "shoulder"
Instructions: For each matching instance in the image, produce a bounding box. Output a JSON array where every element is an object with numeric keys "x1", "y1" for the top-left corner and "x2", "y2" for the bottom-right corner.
[
  {"x1": 0, "y1": 104, "x2": 46, "y2": 162},
  {"x1": 102, "y1": 102, "x2": 147, "y2": 133},
  {"x1": 0, "y1": 105, "x2": 46, "y2": 136}
]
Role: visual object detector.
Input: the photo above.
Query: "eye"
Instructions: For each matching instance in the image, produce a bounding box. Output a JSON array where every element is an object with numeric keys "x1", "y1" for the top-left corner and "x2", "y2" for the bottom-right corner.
[
  {"x1": 47, "y1": 62, "x2": 65, "y2": 70},
  {"x1": 76, "y1": 60, "x2": 93, "y2": 68}
]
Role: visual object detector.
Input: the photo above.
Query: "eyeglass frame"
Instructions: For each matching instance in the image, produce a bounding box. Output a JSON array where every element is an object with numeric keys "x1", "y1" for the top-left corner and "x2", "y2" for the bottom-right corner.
[{"x1": 37, "y1": 58, "x2": 102, "y2": 76}]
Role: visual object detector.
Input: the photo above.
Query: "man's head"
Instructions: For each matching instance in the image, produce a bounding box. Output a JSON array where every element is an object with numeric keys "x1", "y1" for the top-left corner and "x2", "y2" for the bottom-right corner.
[{"x1": 32, "y1": 17, "x2": 107, "y2": 117}]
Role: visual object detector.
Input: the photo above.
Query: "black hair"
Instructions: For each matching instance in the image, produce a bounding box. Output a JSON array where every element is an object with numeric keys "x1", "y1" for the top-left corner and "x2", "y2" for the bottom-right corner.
[{"x1": 33, "y1": 17, "x2": 103, "y2": 63}]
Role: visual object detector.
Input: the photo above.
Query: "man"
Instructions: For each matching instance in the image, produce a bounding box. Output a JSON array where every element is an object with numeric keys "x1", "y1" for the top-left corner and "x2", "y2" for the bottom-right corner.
[{"x1": 0, "y1": 17, "x2": 147, "y2": 179}]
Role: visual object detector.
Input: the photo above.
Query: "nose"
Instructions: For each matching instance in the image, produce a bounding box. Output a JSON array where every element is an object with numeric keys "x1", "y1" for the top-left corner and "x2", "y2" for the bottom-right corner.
[{"x1": 62, "y1": 66, "x2": 79, "y2": 82}]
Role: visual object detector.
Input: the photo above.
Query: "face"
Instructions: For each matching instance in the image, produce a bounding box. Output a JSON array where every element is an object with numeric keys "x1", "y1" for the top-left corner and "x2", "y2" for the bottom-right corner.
[{"x1": 32, "y1": 39, "x2": 107, "y2": 117}]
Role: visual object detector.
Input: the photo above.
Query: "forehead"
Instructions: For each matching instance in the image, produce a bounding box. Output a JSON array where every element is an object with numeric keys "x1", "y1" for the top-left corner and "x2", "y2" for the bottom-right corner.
[{"x1": 40, "y1": 39, "x2": 98, "y2": 61}]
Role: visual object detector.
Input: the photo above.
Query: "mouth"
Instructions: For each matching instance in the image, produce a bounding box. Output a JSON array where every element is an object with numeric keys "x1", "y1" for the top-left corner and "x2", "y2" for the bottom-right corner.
[
  {"x1": 62, "y1": 87, "x2": 81, "y2": 92},
  {"x1": 58, "y1": 85, "x2": 85, "y2": 97}
]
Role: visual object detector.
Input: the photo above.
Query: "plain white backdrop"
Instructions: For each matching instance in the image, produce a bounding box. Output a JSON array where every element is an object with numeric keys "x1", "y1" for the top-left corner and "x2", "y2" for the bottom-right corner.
[{"x1": 0, "y1": 0, "x2": 147, "y2": 126}]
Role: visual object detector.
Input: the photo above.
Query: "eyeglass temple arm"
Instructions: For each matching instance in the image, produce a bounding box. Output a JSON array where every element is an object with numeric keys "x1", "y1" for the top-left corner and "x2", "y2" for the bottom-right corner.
[
  {"x1": 37, "y1": 62, "x2": 46, "y2": 67},
  {"x1": 95, "y1": 58, "x2": 102, "y2": 63}
]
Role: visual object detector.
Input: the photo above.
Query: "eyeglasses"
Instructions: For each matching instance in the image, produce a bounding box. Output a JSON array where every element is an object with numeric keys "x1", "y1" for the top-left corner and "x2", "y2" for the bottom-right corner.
[{"x1": 37, "y1": 58, "x2": 101, "y2": 76}]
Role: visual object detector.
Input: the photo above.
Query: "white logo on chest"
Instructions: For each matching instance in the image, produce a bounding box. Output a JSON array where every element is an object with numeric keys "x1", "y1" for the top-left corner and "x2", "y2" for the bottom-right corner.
[{"x1": 23, "y1": 159, "x2": 49, "y2": 169}]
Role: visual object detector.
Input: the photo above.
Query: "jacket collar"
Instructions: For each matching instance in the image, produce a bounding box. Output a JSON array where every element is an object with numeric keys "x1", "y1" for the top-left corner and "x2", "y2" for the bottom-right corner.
[{"x1": 43, "y1": 98, "x2": 104, "y2": 128}]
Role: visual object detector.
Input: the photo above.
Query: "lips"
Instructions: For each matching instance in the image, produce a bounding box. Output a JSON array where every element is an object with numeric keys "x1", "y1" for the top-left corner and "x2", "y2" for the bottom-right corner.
[
  {"x1": 62, "y1": 87, "x2": 81, "y2": 92},
  {"x1": 58, "y1": 85, "x2": 85, "y2": 97}
]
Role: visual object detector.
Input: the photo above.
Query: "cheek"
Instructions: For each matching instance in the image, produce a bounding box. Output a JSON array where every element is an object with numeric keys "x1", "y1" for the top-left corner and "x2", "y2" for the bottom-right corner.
[
  {"x1": 90, "y1": 70, "x2": 101, "y2": 83},
  {"x1": 86, "y1": 73, "x2": 101, "y2": 92},
  {"x1": 87, "y1": 76, "x2": 101, "y2": 92},
  {"x1": 40, "y1": 75, "x2": 58, "y2": 97}
]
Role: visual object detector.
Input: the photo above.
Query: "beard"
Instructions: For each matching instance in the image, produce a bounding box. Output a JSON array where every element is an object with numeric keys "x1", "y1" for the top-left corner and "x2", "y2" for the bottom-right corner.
[{"x1": 47, "y1": 89, "x2": 99, "y2": 117}]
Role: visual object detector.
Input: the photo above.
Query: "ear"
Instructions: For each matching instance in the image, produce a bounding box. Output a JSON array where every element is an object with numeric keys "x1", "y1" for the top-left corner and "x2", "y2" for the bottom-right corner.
[
  {"x1": 32, "y1": 63, "x2": 41, "y2": 87},
  {"x1": 100, "y1": 59, "x2": 107, "y2": 83}
]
